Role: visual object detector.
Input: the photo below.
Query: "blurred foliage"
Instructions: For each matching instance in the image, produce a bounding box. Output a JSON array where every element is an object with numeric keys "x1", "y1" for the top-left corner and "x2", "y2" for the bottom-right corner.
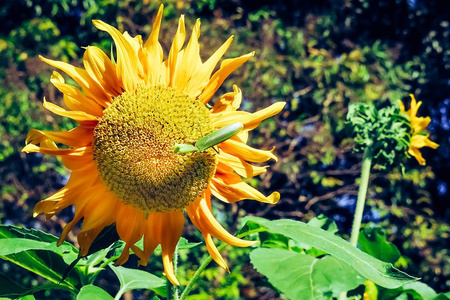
[{"x1": 0, "y1": 0, "x2": 449, "y2": 298}]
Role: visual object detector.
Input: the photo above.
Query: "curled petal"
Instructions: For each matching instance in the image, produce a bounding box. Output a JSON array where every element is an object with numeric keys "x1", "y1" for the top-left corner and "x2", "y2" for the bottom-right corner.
[
  {"x1": 211, "y1": 85, "x2": 242, "y2": 113},
  {"x1": 211, "y1": 173, "x2": 280, "y2": 204},
  {"x1": 26, "y1": 126, "x2": 93, "y2": 147},
  {"x1": 217, "y1": 152, "x2": 268, "y2": 178},
  {"x1": 219, "y1": 139, "x2": 277, "y2": 163},
  {"x1": 187, "y1": 198, "x2": 255, "y2": 247},
  {"x1": 211, "y1": 102, "x2": 286, "y2": 130},
  {"x1": 204, "y1": 233, "x2": 229, "y2": 271}
]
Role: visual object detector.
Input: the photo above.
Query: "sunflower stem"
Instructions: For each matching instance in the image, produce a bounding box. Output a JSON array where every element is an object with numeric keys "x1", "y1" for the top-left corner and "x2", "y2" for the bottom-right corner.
[
  {"x1": 350, "y1": 147, "x2": 372, "y2": 247},
  {"x1": 167, "y1": 247, "x2": 180, "y2": 300},
  {"x1": 180, "y1": 242, "x2": 228, "y2": 300}
]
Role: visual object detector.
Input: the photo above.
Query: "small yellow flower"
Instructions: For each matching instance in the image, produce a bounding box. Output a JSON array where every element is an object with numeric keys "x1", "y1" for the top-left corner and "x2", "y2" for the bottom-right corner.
[
  {"x1": 399, "y1": 94, "x2": 439, "y2": 165},
  {"x1": 23, "y1": 5, "x2": 285, "y2": 285}
]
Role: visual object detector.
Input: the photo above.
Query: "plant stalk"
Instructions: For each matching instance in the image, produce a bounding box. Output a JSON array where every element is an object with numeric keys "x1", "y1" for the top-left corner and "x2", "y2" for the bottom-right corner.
[
  {"x1": 167, "y1": 247, "x2": 179, "y2": 300},
  {"x1": 350, "y1": 148, "x2": 372, "y2": 247}
]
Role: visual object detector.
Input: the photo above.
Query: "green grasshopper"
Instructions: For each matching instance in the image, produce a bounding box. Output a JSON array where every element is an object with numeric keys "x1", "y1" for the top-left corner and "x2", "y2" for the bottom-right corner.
[{"x1": 174, "y1": 122, "x2": 244, "y2": 154}]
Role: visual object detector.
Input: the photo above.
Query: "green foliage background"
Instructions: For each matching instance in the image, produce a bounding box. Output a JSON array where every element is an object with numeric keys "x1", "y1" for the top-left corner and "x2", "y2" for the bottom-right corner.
[{"x1": 0, "y1": 0, "x2": 448, "y2": 298}]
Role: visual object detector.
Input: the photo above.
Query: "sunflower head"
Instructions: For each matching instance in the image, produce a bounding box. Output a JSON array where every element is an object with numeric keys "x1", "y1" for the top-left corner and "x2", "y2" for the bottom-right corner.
[
  {"x1": 23, "y1": 4, "x2": 285, "y2": 285},
  {"x1": 93, "y1": 85, "x2": 217, "y2": 212},
  {"x1": 399, "y1": 94, "x2": 439, "y2": 165}
]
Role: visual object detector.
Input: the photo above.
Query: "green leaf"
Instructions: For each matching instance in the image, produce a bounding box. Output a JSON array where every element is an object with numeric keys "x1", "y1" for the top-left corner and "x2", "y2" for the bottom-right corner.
[
  {"x1": 307, "y1": 214, "x2": 338, "y2": 234},
  {"x1": 259, "y1": 232, "x2": 290, "y2": 250},
  {"x1": 110, "y1": 265, "x2": 166, "y2": 299},
  {"x1": 250, "y1": 248, "x2": 365, "y2": 299},
  {"x1": 245, "y1": 218, "x2": 418, "y2": 289},
  {"x1": 77, "y1": 285, "x2": 113, "y2": 300},
  {"x1": 358, "y1": 227, "x2": 401, "y2": 263},
  {"x1": 401, "y1": 282, "x2": 438, "y2": 300},
  {"x1": 0, "y1": 225, "x2": 81, "y2": 290}
]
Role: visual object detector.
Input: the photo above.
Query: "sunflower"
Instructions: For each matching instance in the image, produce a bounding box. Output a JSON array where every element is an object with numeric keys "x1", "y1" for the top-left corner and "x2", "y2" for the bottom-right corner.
[
  {"x1": 399, "y1": 94, "x2": 438, "y2": 165},
  {"x1": 23, "y1": 5, "x2": 285, "y2": 285}
]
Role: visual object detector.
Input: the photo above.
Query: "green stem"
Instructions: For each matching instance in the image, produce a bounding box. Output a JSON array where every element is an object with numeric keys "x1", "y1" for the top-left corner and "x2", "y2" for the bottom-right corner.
[
  {"x1": 179, "y1": 242, "x2": 227, "y2": 300},
  {"x1": 350, "y1": 148, "x2": 372, "y2": 247},
  {"x1": 167, "y1": 247, "x2": 179, "y2": 300}
]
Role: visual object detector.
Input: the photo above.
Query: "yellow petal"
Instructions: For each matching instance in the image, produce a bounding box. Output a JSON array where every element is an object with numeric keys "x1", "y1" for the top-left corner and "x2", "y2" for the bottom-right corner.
[
  {"x1": 92, "y1": 20, "x2": 141, "y2": 91},
  {"x1": 33, "y1": 164, "x2": 98, "y2": 216},
  {"x1": 81, "y1": 189, "x2": 120, "y2": 232},
  {"x1": 142, "y1": 4, "x2": 164, "y2": 85},
  {"x1": 26, "y1": 126, "x2": 93, "y2": 147},
  {"x1": 411, "y1": 116, "x2": 431, "y2": 134},
  {"x1": 173, "y1": 19, "x2": 202, "y2": 91},
  {"x1": 83, "y1": 46, "x2": 122, "y2": 97},
  {"x1": 411, "y1": 135, "x2": 439, "y2": 149},
  {"x1": 211, "y1": 102, "x2": 286, "y2": 130},
  {"x1": 115, "y1": 205, "x2": 146, "y2": 266},
  {"x1": 217, "y1": 152, "x2": 268, "y2": 177},
  {"x1": 185, "y1": 36, "x2": 234, "y2": 98},
  {"x1": 43, "y1": 98, "x2": 99, "y2": 128},
  {"x1": 211, "y1": 84, "x2": 242, "y2": 113},
  {"x1": 199, "y1": 52, "x2": 254, "y2": 104},
  {"x1": 211, "y1": 173, "x2": 280, "y2": 204},
  {"x1": 159, "y1": 211, "x2": 184, "y2": 286},
  {"x1": 50, "y1": 71, "x2": 104, "y2": 116},
  {"x1": 60, "y1": 148, "x2": 94, "y2": 170},
  {"x1": 408, "y1": 147, "x2": 426, "y2": 165},
  {"x1": 204, "y1": 233, "x2": 229, "y2": 271},
  {"x1": 167, "y1": 16, "x2": 186, "y2": 86},
  {"x1": 40, "y1": 56, "x2": 111, "y2": 107},
  {"x1": 219, "y1": 139, "x2": 277, "y2": 162},
  {"x1": 187, "y1": 198, "x2": 255, "y2": 247},
  {"x1": 78, "y1": 226, "x2": 105, "y2": 257}
]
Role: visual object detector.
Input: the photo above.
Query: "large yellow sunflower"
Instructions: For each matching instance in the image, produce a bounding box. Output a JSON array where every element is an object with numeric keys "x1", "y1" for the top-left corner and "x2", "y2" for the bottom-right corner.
[
  {"x1": 23, "y1": 5, "x2": 285, "y2": 285},
  {"x1": 399, "y1": 94, "x2": 438, "y2": 165}
]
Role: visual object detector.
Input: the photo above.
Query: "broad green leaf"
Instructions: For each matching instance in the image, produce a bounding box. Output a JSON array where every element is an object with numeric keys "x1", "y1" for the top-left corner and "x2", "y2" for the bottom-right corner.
[
  {"x1": 259, "y1": 232, "x2": 290, "y2": 250},
  {"x1": 0, "y1": 273, "x2": 75, "y2": 298},
  {"x1": 250, "y1": 248, "x2": 365, "y2": 300},
  {"x1": 0, "y1": 226, "x2": 78, "y2": 264},
  {"x1": 77, "y1": 285, "x2": 113, "y2": 300},
  {"x1": 110, "y1": 265, "x2": 166, "y2": 299},
  {"x1": 245, "y1": 218, "x2": 418, "y2": 289},
  {"x1": 307, "y1": 214, "x2": 338, "y2": 234},
  {"x1": 358, "y1": 227, "x2": 401, "y2": 263},
  {"x1": 400, "y1": 282, "x2": 438, "y2": 300},
  {"x1": 0, "y1": 225, "x2": 81, "y2": 290}
]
